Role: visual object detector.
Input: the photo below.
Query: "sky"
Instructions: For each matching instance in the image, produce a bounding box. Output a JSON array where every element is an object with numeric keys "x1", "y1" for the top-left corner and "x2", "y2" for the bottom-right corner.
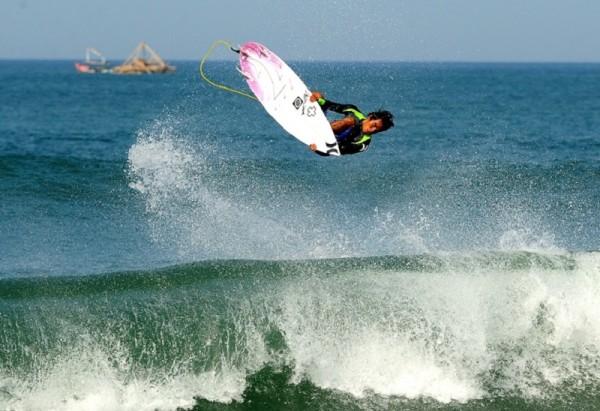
[{"x1": 1, "y1": 0, "x2": 600, "y2": 62}]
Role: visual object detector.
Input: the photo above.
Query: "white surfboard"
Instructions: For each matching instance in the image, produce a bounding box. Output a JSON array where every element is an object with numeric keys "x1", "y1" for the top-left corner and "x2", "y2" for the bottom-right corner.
[{"x1": 238, "y1": 42, "x2": 340, "y2": 156}]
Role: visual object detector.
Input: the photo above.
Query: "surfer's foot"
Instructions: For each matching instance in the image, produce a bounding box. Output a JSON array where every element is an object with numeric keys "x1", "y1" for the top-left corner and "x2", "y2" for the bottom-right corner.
[{"x1": 309, "y1": 143, "x2": 317, "y2": 151}]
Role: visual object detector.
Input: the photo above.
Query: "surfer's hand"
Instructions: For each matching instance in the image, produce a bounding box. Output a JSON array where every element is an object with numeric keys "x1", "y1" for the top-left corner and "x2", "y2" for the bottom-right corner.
[
  {"x1": 309, "y1": 143, "x2": 317, "y2": 152},
  {"x1": 310, "y1": 91, "x2": 323, "y2": 102}
]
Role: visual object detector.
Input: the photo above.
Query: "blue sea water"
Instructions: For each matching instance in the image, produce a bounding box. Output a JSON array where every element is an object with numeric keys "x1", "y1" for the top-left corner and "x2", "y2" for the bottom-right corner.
[{"x1": 1, "y1": 60, "x2": 600, "y2": 410}]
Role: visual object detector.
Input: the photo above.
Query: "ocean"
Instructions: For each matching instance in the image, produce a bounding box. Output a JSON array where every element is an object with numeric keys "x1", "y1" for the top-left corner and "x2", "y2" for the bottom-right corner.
[{"x1": 1, "y1": 60, "x2": 599, "y2": 410}]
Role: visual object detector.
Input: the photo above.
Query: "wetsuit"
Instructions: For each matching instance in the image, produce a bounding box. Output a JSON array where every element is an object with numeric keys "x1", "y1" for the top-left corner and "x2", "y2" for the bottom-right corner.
[{"x1": 315, "y1": 97, "x2": 372, "y2": 156}]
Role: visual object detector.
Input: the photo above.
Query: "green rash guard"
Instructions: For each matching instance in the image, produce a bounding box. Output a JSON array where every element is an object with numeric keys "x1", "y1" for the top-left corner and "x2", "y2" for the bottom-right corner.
[{"x1": 316, "y1": 97, "x2": 372, "y2": 156}]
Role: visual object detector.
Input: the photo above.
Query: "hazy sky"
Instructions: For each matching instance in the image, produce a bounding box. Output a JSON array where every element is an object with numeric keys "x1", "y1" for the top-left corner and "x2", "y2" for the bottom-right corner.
[{"x1": 2, "y1": 0, "x2": 599, "y2": 62}]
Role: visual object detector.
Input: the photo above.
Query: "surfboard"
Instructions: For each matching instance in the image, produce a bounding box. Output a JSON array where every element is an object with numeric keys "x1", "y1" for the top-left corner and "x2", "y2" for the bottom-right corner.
[{"x1": 238, "y1": 42, "x2": 340, "y2": 156}]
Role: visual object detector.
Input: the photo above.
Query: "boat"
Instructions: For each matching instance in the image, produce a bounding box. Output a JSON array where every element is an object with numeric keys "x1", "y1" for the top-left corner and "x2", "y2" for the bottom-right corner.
[
  {"x1": 112, "y1": 42, "x2": 175, "y2": 74},
  {"x1": 74, "y1": 48, "x2": 110, "y2": 74}
]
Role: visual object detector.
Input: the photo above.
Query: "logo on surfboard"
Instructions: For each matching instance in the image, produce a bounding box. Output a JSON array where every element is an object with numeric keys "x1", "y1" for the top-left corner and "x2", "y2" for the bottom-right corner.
[{"x1": 292, "y1": 96, "x2": 303, "y2": 109}]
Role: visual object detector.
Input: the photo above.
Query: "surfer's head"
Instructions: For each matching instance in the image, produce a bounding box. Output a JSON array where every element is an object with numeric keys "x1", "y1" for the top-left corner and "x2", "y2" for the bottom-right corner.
[{"x1": 363, "y1": 110, "x2": 394, "y2": 134}]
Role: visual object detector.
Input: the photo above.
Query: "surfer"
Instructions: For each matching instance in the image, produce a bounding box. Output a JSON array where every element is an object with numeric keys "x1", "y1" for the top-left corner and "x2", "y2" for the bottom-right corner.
[{"x1": 309, "y1": 91, "x2": 394, "y2": 156}]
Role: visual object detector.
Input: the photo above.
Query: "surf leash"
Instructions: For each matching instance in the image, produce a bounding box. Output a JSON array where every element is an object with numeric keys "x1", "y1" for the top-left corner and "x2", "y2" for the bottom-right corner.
[{"x1": 199, "y1": 40, "x2": 257, "y2": 101}]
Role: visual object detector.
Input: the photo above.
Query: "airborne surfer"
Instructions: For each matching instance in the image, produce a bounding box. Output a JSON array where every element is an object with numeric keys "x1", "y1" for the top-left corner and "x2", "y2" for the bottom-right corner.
[
  {"x1": 201, "y1": 40, "x2": 394, "y2": 156},
  {"x1": 309, "y1": 91, "x2": 394, "y2": 156}
]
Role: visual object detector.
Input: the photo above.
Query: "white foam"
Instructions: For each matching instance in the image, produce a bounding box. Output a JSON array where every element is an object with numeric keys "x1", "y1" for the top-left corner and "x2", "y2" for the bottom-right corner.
[
  {"x1": 2, "y1": 373, "x2": 245, "y2": 411},
  {"x1": 295, "y1": 331, "x2": 481, "y2": 403},
  {"x1": 271, "y1": 253, "x2": 600, "y2": 402},
  {"x1": 1, "y1": 347, "x2": 246, "y2": 411},
  {"x1": 3, "y1": 252, "x2": 600, "y2": 406}
]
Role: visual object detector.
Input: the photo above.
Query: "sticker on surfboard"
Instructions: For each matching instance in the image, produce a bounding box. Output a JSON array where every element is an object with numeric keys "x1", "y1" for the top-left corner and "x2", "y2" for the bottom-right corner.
[{"x1": 238, "y1": 42, "x2": 340, "y2": 156}]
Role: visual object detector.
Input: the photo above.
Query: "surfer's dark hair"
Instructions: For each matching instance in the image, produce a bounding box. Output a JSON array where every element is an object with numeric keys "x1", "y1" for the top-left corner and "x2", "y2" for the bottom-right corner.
[{"x1": 368, "y1": 110, "x2": 394, "y2": 131}]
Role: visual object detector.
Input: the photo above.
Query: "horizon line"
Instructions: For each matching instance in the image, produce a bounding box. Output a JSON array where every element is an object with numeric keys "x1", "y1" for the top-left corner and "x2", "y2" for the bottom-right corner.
[{"x1": 2, "y1": 57, "x2": 600, "y2": 65}]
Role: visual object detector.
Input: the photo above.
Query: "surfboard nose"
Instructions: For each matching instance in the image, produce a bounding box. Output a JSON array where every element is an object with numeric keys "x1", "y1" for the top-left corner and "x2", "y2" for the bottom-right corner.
[
  {"x1": 241, "y1": 42, "x2": 276, "y2": 63},
  {"x1": 240, "y1": 42, "x2": 261, "y2": 55}
]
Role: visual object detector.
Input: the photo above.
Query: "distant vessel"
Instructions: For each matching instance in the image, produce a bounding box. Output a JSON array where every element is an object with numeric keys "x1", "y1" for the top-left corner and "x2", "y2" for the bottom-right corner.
[
  {"x1": 112, "y1": 42, "x2": 175, "y2": 74},
  {"x1": 74, "y1": 48, "x2": 110, "y2": 74}
]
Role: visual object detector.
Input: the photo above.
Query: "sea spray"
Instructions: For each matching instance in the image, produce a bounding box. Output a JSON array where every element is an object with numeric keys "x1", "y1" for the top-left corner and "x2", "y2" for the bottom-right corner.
[{"x1": 127, "y1": 119, "x2": 582, "y2": 266}]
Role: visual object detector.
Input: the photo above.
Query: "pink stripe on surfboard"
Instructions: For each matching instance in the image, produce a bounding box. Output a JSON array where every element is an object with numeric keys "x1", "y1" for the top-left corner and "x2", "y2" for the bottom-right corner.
[{"x1": 239, "y1": 42, "x2": 284, "y2": 101}]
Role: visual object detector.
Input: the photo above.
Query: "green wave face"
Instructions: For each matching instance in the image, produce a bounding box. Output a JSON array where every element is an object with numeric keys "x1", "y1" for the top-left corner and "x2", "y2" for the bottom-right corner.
[{"x1": 1, "y1": 251, "x2": 600, "y2": 410}]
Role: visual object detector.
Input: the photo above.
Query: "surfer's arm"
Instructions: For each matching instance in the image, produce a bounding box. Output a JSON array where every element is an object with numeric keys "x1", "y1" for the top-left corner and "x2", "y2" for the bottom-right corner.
[
  {"x1": 310, "y1": 92, "x2": 359, "y2": 115},
  {"x1": 319, "y1": 99, "x2": 360, "y2": 115}
]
